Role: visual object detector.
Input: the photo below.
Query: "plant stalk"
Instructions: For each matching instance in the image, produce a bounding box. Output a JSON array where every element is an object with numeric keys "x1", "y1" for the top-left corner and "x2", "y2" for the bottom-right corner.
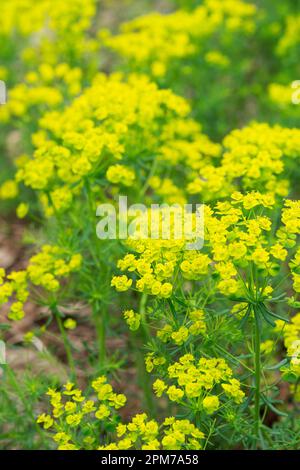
[
  {"x1": 92, "y1": 301, "x2": 107, "y2": 370},
  {"x1": 53, "y1": 306, "x2": 76, "y2": 381},
  {"x1": 253, "y1": 308, "x2": 261, "y2": 447},
  {"x1": 133, "y1": 292, "x2": 155, "y2": 415}
]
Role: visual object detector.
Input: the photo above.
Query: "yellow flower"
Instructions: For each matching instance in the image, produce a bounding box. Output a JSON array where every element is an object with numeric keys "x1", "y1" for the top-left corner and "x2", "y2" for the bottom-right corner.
[
  {"x1": 123, "y1": 309, "x2": 141, "y2": 331},
  {"x1": 166, "y1": 386, "x2": 184, "y2": 402},
  {"x1": 66, "y1": 413, "x2": 83, "y2": 427},
  {"x1": 16, "y1": 202, "x2": 29, "y2": 219},
  {"x1": 106, "y1": 164, "x2": 135, "y2": 186},
  {"x1": 270, "y1": 243, "x2": 288, "y2": 261},
  {"x1": 37, "y1": 413, "x2": 54, "y2": 429},
  {"x1": 111, "y1": 275, "x2": 132, "y2": 292},
  {"x1": 261, "y1": 340, "x2": 274, "y2": 355},
  {"x1": 109, "y1": 393, "x2": 127, "y2": 409},
  {"x1": 64, "y1": 318, "x2": 77, "y2": 330},
  {"x1": 160, "y1": 282, "x2": 173, "y2": 298},
  {"x1": 222, "y1": 379, "x2": 245, "y2": 404},
  {"x1": 8, "y1": 302, "x2": 25, "y2": 321},
  {"x1": 0, "y1": 180, "x2": 18, "y2": 199},
  {"x1": 95, "y1": 404, "x2": 110, "y2": 420},
  {"x1": 202, "y1": 395, "x2": 220, "y2": 414},
  {"x1": 171, "y1": 326, "x2": 189, "y2": 345},
  {"x1": 153, "y1": 379, "x2": 167, "y2": 397}
]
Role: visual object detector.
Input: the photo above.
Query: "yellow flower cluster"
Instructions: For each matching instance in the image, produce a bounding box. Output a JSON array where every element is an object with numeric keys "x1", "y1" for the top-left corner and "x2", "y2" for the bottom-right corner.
[
  {"x1": 156, "y1": 309, "x2": 206, "y2": 346},
  {"x1": 114, "y1": 238, "x2": 179, "y2": 298},
  {"x1": 0, "y1": 180, "x2": 18, "y2": 200},
  {"x1": 1, "y1": 0, "x2": 94, "y2": 36},
  {"x1": 0, "y1": 245, "x2": 82, "y2": 321},
  {"x1": 148, "y1": 177, "x2": 187, "y2": 205},
  {"x1": 38, "y1": 376, "x2": 205, "y2": 450},
  {"x1": 153, "y1": 354, "x2": 245, "y2": 412},
  {"x1": 274, "y1": 313, "x2": 300, "y2": 390},
  {"x1": 104, "y1": 0, "x2": 256, "y2": 78},
  {"x1": 145, "y1": 353, "x2": 167, "y2": 373},
  {"x1": 274, "y1": 313, "x2": 300, "y2": 377},
  {"x1": 123, "y1": 309, "x2": 141, "y2": 331},
  {"x1": 157, "y1": 119, "x2": 221, "y2": 167},
  {"x1": 0, "y1": 0, "x2": 97, "y2": 70},
  {"x1": 0, "y1": 64, "x2": 83, "y2": 123},
  {"x1": 106, "y1": 164, "x2": 136, "y2": 187},
  {"x1": 287, "y1": 340, "x2": 300, "y2": 377},
  {"x1": 13, "y1": 74, "x2": 201, "y2": 215},
  {"x1": 275, "y1": 313, "x2": 300, "y2": 355},
  {"x1": 187, "y1": 123, "x2": 300, "y2": 200},
  {"x1": 0, "y1": 269, "x2": 28, "y2": 321},
  {"x1": 102, "y1": 415, "x2": 204, "y2": 451},
  {"x1": 37, "y1": 377, "x2": 125, "y2": 449},
  {"x1": 114, "y1": 194, "x2": 299, "y2": 300},
  {"x1": 6, "y1": 76, "x2": 299, "y2": 224},
  {"x1": 111, "y1": 275, "x2": 133, "y2": 292},
  {"x1": 282, "y1": 201, "x2": 300, "y2": 242},
  {"x1": 268, "y1": 83, "x2": 295, "y2": 108}
]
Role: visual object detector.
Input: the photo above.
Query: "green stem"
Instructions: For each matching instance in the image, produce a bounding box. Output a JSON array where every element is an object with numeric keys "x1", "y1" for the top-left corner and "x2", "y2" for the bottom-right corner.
[
  {"x1": 92, "y1": 301, "x2": 107, "y2": 370},
  {"x1": 134, "y1": 336, "x2": 155, "y2": 415},
  {"x1": 85, "y1": 179, "x2": 109, "y2": 371},
  {"x1": 139, "y1": 292, "x2": 151, "y2": 341},
  {"x1": 253, "y1": 308, "x2": 261, "y2": 447},
  {"x1": 132, "y1": 292, "x2": 155, "y2": 415},
  {"x1": 53, "y1": 307, "x2": 76, "y2": 381}
]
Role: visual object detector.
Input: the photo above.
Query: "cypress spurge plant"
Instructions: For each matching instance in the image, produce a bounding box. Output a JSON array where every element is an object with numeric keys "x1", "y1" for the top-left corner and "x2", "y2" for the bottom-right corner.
[{"x1": 112, "y1": 194, "x2": 300, "y2": 448}]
